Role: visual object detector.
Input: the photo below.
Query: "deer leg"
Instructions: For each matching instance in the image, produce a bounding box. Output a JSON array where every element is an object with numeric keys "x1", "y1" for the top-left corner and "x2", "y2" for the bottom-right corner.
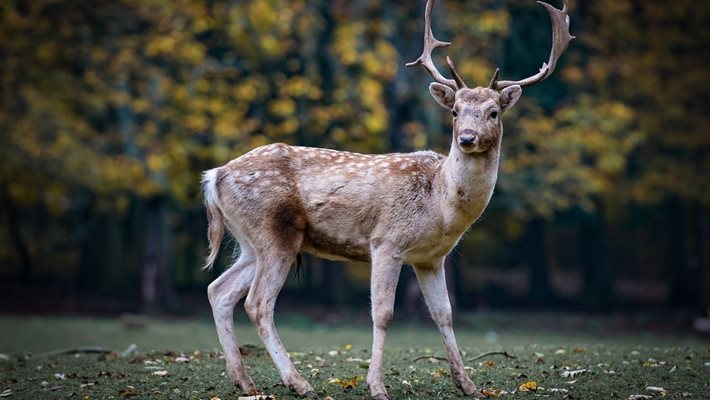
[
  {"x1": 367, "y1": 249, "x2": 403, "y2": 400},
  {"x1": 414, "y1": 261, "x2": 482, "y2": 398},
  {"x1": 207, "y1": 243, "x2": 257, "y2": 394},
  {"x1": 244, "y1": 250, "x2": 315, "y2": 398}
]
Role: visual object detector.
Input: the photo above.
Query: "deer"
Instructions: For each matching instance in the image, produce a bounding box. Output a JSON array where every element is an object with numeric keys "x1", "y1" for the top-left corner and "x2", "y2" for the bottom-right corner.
[{"x1": 202, "y1": 0, "x2": 573, "y2": 398}]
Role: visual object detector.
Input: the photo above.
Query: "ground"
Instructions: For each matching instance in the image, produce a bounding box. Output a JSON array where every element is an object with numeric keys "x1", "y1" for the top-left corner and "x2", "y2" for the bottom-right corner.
[{"x1": 0, "y1": 314, "x2": 708, "y2": 399}]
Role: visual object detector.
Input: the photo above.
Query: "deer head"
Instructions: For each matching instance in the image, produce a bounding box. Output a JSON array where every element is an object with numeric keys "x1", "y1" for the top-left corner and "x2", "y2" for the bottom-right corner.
[{"x1": 407, "y1": 0, "x2": 575, "y2": 155}]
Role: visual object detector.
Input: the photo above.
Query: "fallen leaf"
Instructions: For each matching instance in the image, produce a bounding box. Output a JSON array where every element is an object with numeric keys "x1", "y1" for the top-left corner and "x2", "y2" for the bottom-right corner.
[
  {"x1": 518, "y1": 381, "x2": 538, "y2": 392},
  {"x1": 548, "y1": 388, "x2": 569, "y2": 394},
  {"x1": 482, "y1": 388, "x2": 503, "y2": 398},
  {"x1": 341, "y1": 344, "x2": 353, "y2": 351},
  {"x1": 627, "y1": 395, "x2": 652, "y2": 400},
  {"x1": 573, "y1": 347, "x2": 587, "y2": 353},
  {"x1": 554, "y1": 349, "x2": 566, "y2": 355},
  {"x1": 152, "y1": 370, "x2": 169, "y2": 376},
  {"x1": 0, "y1": 389, "x2": 11, "y2": 398},
  {"x1": 345, "y1": 357, "x2": 368, "y2": 364},
  {"x1": 431, "y1": 367, "x2": 448, "y2": 379},
  {"x1": 645, "y1": 386, "x2": 666, "y2": 396},
  {"x1": 561, "y1": 369, "x2": 587, "y2": 378},
  {"x1": 482, "y1": 360, "x2": 496, "y2": 367},
  {"x1": 119, "y1": 386, "x2": 137, "y2": 398},
  {"x1": 174, "y1": 356, "x2": 190, "y2": 363},
  {"x1": 237, "y1": 396, "x2": 275, "y2": 400},
  {"x1": 327, "y1": 375, "x2": 362, "y2": 390}
]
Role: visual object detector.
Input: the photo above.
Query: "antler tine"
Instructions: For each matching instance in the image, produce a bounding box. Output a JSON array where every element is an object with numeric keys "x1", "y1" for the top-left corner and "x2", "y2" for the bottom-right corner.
[
  {"x1": 492, "y1": 0, "x2": 575, "y2": 90},
  {"x1": 447, "y1": 56, "x2": 467, "y2": 89},
  {"x1": 406, "y1": 0, "x2": 464, "y2": 90}
]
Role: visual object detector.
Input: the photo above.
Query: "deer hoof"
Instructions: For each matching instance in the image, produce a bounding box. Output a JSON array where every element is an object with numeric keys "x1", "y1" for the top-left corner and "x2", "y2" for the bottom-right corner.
[{"x1": 371, "y1": 393, "x2": 391, "y2": 400}]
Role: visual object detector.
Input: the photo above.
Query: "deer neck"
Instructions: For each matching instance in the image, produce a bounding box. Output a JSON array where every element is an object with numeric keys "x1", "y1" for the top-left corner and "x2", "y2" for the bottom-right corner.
[{"x1": 436, "y1": 138, "x2": 501, "y2": 231}]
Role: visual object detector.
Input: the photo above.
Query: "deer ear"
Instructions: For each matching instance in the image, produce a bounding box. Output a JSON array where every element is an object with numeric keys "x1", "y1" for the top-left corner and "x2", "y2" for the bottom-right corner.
[
  {"x1": 429, "y1": 83, "x2": 456, "y2": 110},
  {"x1": 499, "y1": 85, "x2": 522, "y2": 113}
]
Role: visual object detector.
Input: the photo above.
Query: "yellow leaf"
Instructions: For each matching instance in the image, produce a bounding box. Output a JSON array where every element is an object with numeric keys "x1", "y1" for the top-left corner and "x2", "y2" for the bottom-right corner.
[
  {"x1": 328, "y1": 375, "x2": 362, "y2": 390},
  {"x1": 518, "y1": 381, "x2": 538, "y2": 392},
  {"x1": 482, "y1": 388, "x2": 503, "y2": 398}
]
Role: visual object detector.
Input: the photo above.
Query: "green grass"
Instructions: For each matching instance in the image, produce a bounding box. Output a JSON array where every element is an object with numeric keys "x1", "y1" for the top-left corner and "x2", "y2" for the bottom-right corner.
[{"x1": 1, "y1": 315, "x2": 708, "y2": 399}]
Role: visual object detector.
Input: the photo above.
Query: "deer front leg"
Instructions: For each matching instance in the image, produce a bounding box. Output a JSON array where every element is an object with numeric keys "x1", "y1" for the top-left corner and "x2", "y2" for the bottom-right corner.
[
  {"x1": 367, "y1": 247, "x2": 403, "y2": 400},
  {"x1": 414, "y1": 261, "x2": 483, "y2": 398}
]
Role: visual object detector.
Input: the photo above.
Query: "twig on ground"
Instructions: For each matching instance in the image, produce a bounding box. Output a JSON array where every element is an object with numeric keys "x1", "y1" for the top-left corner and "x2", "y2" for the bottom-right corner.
[
  {"x1": 413, "y1": 355, "x2": 449, "y2": 362},
  {"x1": 414, "y1": 350, "x2": 517, "y2": 363},
  {"x1": 37, "y1": 343, "x2": 138, "y2": 358},
  {"x1": 466, "y1": 351, "x2": 517, "y2": 362}
]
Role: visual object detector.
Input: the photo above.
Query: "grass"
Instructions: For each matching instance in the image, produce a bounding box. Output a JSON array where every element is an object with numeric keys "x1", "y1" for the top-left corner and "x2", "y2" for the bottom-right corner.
[{"x1": 0, "y1": 314, "x2": 708, "y2": 399}]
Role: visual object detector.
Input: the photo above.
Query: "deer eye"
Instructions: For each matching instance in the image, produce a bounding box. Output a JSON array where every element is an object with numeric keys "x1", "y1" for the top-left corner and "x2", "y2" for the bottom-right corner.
[
  {"x1": 490, "y1": 110, "x2": 498, "y2": 120},
  {"x1": 452, "y1": 110, "x2": 458, "y2": 118}
]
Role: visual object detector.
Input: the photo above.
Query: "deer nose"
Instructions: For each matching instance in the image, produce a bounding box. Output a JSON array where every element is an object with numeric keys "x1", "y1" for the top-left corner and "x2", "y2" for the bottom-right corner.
[{"x1": 459, "y1": 129, "x2": 479, "y2": 146}]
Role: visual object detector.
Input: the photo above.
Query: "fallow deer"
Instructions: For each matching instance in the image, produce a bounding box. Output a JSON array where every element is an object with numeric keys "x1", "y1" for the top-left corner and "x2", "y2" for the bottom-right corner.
[{"x1": 202, "y1": 0, "x2": 573, "y2": 398}]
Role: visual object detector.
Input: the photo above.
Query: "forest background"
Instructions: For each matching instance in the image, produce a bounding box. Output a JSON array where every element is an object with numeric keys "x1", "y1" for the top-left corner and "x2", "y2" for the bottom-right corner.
[{"x1": 1, "y1": 0, "x2": 708, "y2": 320}]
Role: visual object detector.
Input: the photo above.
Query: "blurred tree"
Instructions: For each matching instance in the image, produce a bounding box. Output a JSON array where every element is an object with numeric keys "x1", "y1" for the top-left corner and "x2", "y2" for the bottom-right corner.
[{"x1": 0, "y1": 0, "x2": 706, "y2": 312}]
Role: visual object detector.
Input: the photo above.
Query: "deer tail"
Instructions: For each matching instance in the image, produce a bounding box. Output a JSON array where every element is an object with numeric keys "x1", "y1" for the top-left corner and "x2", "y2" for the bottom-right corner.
[{"x1": 202, "y1": 168, "x2": 224, "y2": 270}]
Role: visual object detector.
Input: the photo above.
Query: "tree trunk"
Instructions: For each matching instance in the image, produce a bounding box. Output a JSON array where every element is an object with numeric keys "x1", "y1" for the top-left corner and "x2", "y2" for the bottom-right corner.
[
  {"x1": 143, "y1": 197, "x2": 175, "y2": 314},
  {"x1": 1, "y1": 193, "x2": 32, "y2": 281},
  {"x1": 525, "y1": 217, "x2": 553, "y2": 305},
  {"x1": 580, "y1": 207, "x2": 614, "y2": 310},
  {"x1": 669, "y1": 199, "x2": 701, "y2": 308}
]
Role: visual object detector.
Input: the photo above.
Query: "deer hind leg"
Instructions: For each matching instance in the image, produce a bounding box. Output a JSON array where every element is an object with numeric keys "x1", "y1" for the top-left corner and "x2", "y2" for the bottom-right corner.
[
  {"x1": 367, "y1": 247, "x2": 403, "y2": 400},
  {"x1": 414, "y1": 261, "x2": 482, "y2": 398},
  {"x1": 207, "y1": 242, "x2": 257, "y2": 394},
  {"x1": 244, "y1": 234, "x2": 315, "y2": 398}
]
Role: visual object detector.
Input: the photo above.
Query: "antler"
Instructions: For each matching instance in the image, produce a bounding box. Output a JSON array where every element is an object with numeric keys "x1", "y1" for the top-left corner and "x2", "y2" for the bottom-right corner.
[
  {"x1": 406, "y1": 0, "x2": 467, "y2": 90},
  {"x1": 490, "y1": 0, "x2": 575, "y2": 90}
]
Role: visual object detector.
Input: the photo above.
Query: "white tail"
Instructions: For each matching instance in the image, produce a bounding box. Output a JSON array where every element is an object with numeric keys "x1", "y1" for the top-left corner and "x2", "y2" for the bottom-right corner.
[
  {"x1": 203, "y1": 1, "x2": 572, "y2": 398},
  {"x1": 201, "y1": 168, "x2": 223, "y2": 270}
]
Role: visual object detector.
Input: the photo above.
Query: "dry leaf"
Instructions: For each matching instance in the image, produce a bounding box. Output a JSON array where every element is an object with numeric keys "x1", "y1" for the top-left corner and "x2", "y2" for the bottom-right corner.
[
  {"x1": 627, "y1": 395, "x2": 652, "y2": 400},
  {"x1": 482, "y1": 388, "x2": 503, "y2": 398},
  {"x1": 327, "y1": 375, "x2": 362, "y2": 389},
  {"x1": 0, "y1": 389, "x2": 11, "y2": 398},
  {"x1": 518, "y1": 381, "x2": 538, "y2": 392},
  {"x1": 119, "y1": 386, "x2": 138, "y2": 398},
  {"x1": 560, "y1": 369, "x2": 587, "y2": 378},
  {"x1": 645, "y1": 386, "x2": 666, "y2": 396},
  {"x1": 237, "y1": 396, "x2": 275, "y2": 400},
  {"x1": 482, "y1": 360, "x2": 496, "y2": 367},
  {"x1": 152, "y1": 370, "x2": 168, "y2": 377}
]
